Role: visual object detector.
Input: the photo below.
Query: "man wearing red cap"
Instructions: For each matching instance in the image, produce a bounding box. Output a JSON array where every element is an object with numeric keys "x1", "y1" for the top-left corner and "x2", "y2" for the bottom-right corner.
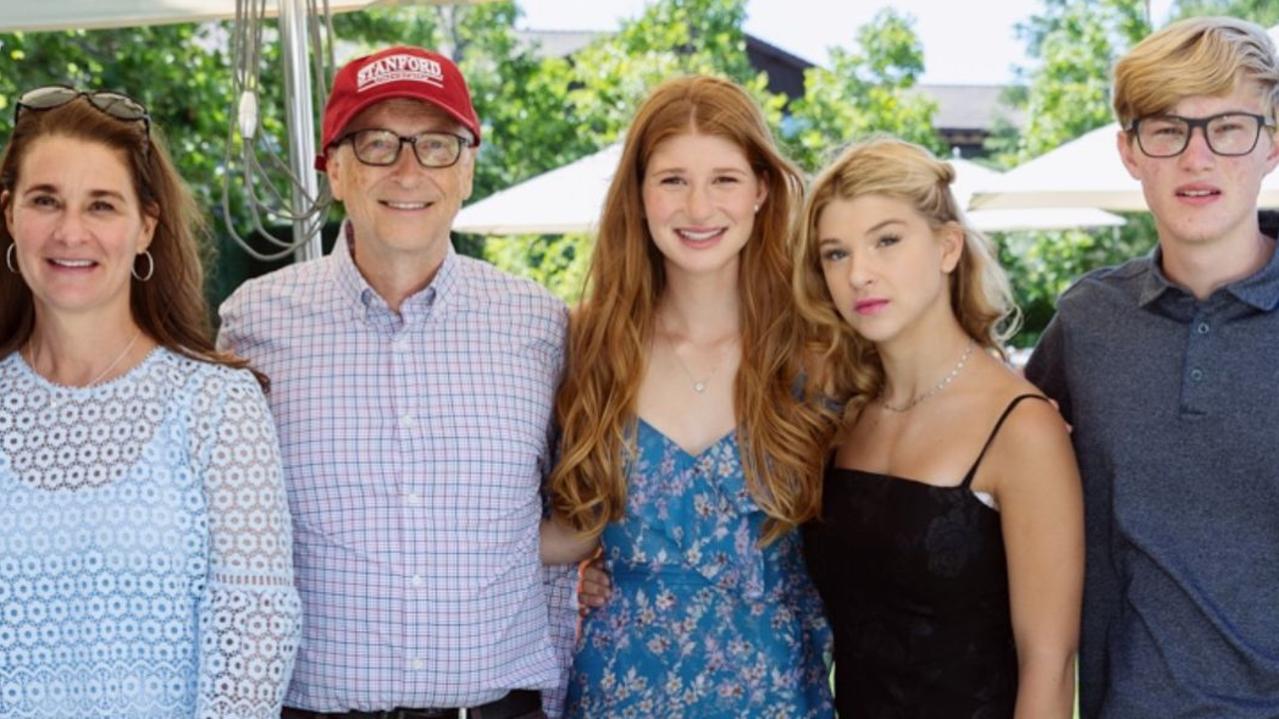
[{"x1": 219, "y1": 46, "x2": 575, "y2": 719}]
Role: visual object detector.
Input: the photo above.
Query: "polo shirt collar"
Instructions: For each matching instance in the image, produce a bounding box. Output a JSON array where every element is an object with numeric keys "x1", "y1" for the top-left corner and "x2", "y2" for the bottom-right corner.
[
  {"x1": 1225, "y1": 236, "x2": 1279, "y2": 311},
  {"x1": 1139, "y1": 239, "x2": 1279, "y2": 311}
]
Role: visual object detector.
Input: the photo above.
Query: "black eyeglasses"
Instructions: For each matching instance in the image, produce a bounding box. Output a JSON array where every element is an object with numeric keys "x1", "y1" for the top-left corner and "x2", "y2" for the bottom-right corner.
[
  {"x1": 335, "y1": 129, "x2": 472, "y2": 168},
  {"x1": 1128, "y1": 112, "x2": 1274, "y2": 158},
  {"x1": 15, "y1": 86, "x2": 151, "y2": 137}
]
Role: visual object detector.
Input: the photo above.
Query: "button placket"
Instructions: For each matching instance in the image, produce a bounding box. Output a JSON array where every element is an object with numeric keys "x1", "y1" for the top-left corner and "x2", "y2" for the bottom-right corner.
[{"x1": 1179, "y1": 311, "x2": 1215, "y2": 415}]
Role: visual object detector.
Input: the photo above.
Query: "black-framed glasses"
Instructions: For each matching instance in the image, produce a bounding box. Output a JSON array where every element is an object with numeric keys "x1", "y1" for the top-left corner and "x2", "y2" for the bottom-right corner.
[
  {"x1": 335, "y1": 128, "x2": 471, "y2": 168},
  {"x1": 1128, "y1": 112, "x2": 1274, "y2": 158},
  {"x1": 14, "y1": 85, "x2": 151, "y2": 137}
]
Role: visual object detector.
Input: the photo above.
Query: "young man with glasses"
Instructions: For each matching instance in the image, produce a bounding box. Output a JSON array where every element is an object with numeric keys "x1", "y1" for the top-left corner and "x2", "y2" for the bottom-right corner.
[
  {"x1": 218, "y1": 46, "x2": 574, "y2": 719},
  {"x1": 1025, "y1": 16, "x2": 1279, "y2": 718}
]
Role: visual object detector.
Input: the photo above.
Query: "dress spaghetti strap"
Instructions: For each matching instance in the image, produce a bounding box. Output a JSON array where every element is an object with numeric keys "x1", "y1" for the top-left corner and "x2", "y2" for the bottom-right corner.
[{"x1": 960, "y1": 393, "x2": 1052, "y2": 488}]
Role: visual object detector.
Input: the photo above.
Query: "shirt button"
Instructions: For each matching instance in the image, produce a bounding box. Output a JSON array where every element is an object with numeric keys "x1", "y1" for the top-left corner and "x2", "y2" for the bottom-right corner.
[
  {"x1": 1190, "y1": 368, "x2": 1205, "y2": 381},
  {"x1": 399, "y1": 413, "x2": 415, "y2": 430},
  {"x1": 409, "y1": 658, "x2": 426, "y2": 671},
  {"x1": 1196, "y1": 322, "x2": 1210, "y2": 335},
  {"x1": 392, "y1": 336, "x2": 411, "y2": 352},
  {"x1": 410, "y1": 574, "x2": 425, "y2": 588},
  {"x1": 404, "y1": 492, "x2": 423, "y2": 507}
]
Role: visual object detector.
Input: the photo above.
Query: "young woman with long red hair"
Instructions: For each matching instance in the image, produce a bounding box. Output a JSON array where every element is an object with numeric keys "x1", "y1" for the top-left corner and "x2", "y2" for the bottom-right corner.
[{"x1": 543, "y1": 75, "x2": 834, "y2": 717}]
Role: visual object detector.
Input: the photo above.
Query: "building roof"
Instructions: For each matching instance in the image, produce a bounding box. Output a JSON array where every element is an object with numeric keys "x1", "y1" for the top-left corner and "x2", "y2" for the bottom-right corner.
[{"x1": 912, "y1": 83, "x2": 1025, "y2": 131}]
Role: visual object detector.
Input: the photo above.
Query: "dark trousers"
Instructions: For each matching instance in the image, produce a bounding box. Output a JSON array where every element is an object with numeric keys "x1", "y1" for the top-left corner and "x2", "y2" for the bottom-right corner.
[{"x1": 281, "y1": 689, "x2": 545, "y2": 719}]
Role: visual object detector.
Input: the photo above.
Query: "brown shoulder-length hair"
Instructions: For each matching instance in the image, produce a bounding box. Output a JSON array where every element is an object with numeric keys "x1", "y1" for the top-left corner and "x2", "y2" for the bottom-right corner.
[
  {"x1": 549, "y1": 75, "x2": 830, "y2": 545},
  {"x1": 793, "y1": 137, "x2": 1018, "y2": 426},
  {"x1": 0, "y1": 96, "x2": 264, "y2": 386}
]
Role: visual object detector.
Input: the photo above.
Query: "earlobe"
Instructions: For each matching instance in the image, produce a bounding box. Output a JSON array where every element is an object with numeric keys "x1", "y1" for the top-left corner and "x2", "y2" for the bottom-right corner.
[
  {"x1": 326, "y1": 152, "x2": 345, "y2": 202},
  {"x1": 1117, "y1": 130, "x2": 1142, "y2": 181},
  {"x1": 940, "y1": 223, "x2": 964, "y2": 273},
  {"x1": 139, "y1": 208, "x2": 159, "y2": 252}
]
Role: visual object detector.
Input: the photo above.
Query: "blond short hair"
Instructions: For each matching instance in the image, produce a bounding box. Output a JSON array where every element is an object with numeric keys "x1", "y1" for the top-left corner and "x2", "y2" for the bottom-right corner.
[{"x1": 1114, "y1": 16, "x2": 1279, "y2": 128}]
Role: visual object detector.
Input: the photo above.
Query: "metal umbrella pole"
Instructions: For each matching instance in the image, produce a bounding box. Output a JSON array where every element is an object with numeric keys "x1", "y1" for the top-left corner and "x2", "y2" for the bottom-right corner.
[{"x1": 278, "y1": 0, "x2": 323, "y2": 262}]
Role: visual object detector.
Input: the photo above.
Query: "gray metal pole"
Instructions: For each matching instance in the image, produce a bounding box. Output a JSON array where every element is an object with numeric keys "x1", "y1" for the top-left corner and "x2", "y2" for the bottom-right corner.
[{"x1": 279, "y1": 0, "x2": 323, "y2": 261}]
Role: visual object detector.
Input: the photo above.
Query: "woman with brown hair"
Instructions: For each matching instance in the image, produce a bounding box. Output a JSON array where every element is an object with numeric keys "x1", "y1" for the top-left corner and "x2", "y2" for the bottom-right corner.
[
  {"x1": 0, "y1": 87, "x2": 300, "y2": 718},
  {"x1": 796, "y1": 137, "x2": 1082, "y2": 718},
  {"x1": 543, "y1": 75, "x2": 833, "y2": 717}
]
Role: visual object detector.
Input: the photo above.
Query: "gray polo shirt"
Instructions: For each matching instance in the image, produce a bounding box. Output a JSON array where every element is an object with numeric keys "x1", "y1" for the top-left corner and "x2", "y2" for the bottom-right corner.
[{"x1": 1026, "y1": 241, "x2": 1279, "y2": 719}]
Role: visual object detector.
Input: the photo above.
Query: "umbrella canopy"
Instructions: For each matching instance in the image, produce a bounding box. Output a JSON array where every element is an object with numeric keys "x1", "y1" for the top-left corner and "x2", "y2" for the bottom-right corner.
[
  {"x1": 1, "y1": 1, "x2": 376, "y2": 32},
  {"x1": 454, "y1": 146, "x2": 1125, "y2": 236},
  {"x1": 951, "y1": 157, "x2": 1125, "y2": 232},
  {"x1": 969, "y1": 123, "x2": 1279, "y2": 212},
  {"x1": 0, "y1": 0, "x2": 476, "y2": 32}
]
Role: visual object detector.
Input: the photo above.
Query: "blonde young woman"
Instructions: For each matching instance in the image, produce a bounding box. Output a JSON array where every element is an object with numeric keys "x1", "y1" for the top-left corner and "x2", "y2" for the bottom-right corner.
[
  {"x1": 542, "y1": 76, "x2": 834, "y2": 717},
  {"x1": 795, "y1": 138, "x2": 1082, "y2": 718}
]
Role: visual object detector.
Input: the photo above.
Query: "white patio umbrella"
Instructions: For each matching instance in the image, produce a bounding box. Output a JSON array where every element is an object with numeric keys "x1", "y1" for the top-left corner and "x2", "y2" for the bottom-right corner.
[
  {"x1": 951, "y1": 157, "x2": 1125, "y2": 233},
  {"x1": 969, "y1": 122, "x2": 1279, "y2": 212},
  {"x1": 0, "y1": 0, "x2": 385, "y2": 31},
  {"x1": 454, "y1": 146, "x2": 1125, "y2": 236},
  {"x1": 455, "y1": 144, "x2": 622, "y2": 235}
]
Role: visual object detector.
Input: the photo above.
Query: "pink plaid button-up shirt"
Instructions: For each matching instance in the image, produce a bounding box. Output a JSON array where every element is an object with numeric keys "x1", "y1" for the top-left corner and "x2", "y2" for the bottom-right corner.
[{"x1": 218, "y1": 230, "x2": 576, "y2": 715}]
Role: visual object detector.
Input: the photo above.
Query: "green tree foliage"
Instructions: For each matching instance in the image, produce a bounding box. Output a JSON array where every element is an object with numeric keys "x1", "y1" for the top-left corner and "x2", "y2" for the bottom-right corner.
[
  {"x1": 781, "y1": 9, "x2": 942, "y2": 173},
  {"x1": 1004, "y1": 0, "x2": 1149, "y2": 163},
  {"x1": 0, "y1": 24, "x2": 273, "y2": 215},
  {"x1": 986, "y1": 0, "x2": 1156, "y2": 346},
  {"x1": 1174, "y1": 0, "x2": 1279, "y2": 26}
]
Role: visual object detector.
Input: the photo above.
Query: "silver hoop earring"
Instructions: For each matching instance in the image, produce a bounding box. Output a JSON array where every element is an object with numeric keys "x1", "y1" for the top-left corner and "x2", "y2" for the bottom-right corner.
[
  {"x1": 4, "y1": 243, "x2": 17, "y2": 274},
  {"x1": 132, "y1": 250, "x2": 155, "y2": 282}
]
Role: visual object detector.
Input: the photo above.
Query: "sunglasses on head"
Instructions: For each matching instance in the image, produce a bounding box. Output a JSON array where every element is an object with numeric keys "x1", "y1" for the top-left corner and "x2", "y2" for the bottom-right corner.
[{"x1": 14, "y1": 85, "x2": 151, "y2": 140}]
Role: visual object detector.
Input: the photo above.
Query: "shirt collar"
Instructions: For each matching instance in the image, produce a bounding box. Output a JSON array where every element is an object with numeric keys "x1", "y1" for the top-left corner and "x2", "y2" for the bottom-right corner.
[
  {"x1": 1225, "y1": 237, "x2": 1279, "y2": 311},
  {"x1": 330, "y1": 219, "x2": 464, "y2": 323},
  {"x1": 1139, "y1": 239, "x2": 1279, "y2": 311},
  {"x1": 1138, "y1": 246, "x2": 1176, "y2": 307}
]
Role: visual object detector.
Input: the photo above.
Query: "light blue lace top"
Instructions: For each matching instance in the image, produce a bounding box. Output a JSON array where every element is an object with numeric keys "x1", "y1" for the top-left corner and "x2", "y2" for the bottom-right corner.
[{"x1": 0, "y1": 348, "x2": 302, "y2": 719}]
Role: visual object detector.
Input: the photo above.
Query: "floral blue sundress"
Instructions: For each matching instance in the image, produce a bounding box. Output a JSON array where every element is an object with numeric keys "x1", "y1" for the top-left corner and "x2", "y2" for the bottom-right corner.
[{"x1": 566, "y1": 419, "x2": 833, "y2": 718}]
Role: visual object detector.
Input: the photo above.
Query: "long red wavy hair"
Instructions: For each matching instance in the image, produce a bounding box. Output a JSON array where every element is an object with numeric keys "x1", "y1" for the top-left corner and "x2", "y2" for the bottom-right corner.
[{"x1": 549, "y1": 75, "x2": 830, "y2": 545}]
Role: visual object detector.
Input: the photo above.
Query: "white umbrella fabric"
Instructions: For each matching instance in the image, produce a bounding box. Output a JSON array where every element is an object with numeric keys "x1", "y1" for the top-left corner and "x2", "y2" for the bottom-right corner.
[
  {"x1": 0, "y1": 0, "x2": 383, "y2": 32},
  {"x1": 951, "y1": 157, "x2": 1125, "y2": 232},
  {"x1": 455, "y1": 144, "x2": 622, "y2": 235},
  {"x1": 455, "y1": 146, "x2": 1125, "y2": 236}
]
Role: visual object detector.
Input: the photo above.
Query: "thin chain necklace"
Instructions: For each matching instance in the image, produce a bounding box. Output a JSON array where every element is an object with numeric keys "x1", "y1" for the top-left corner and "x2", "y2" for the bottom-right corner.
[
  {"x1": 25, "y1": 330, "x2": 143, "y2": 389},
  {"x1": 879, "y1": 340, "x2": 976, "y2": 413},
  {"x1": 663, "y1": 332, "x2": 730, "y2": 394}
]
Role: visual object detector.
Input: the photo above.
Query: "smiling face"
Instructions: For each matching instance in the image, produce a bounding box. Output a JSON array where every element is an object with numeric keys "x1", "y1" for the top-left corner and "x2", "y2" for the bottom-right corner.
[
  {"x1": 641, "y1": 131, "x2": 766, "y2": 278},
  {"x1": 325, "y1": 98, "x2": 475, "y2": 270},
  {"x1": 3, "y1": 135, "x2": 156, "y2": 325},
  {"x1": 1119, "y1": 78, "x2": 1279, "y2": 250},
  {"x1": 816, "y1": 194, "x2": 962, "y2": 346}
]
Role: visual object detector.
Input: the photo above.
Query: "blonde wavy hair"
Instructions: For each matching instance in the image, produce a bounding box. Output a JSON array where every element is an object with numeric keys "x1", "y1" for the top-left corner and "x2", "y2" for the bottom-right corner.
[
  {"x1": 1114, "y1": 16, "x2": 1279, "y2": 129},
  {"x1": 549, "y1": 75, "x2": 828, "y2": 545},
  {"x1": 793, "y1": 137, "x2": 1018, "y2": 427}
]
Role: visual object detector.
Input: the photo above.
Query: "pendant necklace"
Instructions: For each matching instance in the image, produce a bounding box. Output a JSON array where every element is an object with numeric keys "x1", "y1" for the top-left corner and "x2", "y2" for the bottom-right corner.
[
  {"x1": 25, "y1": 329, "x2": 144, "y2": 390},
  {"x1": 665, "y1": 333, "x2": 724, "y2": 394},
  {"x1": 879, "y1": 340, "x2": 976, "y2": 413}
]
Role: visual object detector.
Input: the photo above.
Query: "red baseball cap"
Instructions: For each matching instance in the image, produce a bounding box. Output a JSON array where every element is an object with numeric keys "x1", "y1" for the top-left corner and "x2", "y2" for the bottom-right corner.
[{"x1": 316, "y1": 45, "x2": 481, "y2": 170}]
